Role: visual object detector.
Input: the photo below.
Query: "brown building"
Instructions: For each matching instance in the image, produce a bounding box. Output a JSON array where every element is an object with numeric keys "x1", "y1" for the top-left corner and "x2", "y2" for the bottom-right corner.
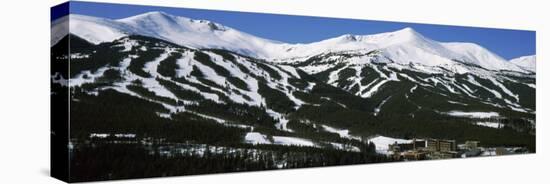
[
  {"x1": 427, "y1": 139, "x2": 438, "y2": 151},
  {"x1": 388, "y1": 138, "x2": 426, "y2": 152},
  {"x1": 439, "y1": 140, "x2": 456, "y2": 152},
  {"x1": 402, "y1": 150, "x2": 427, "y2": 160},
  {"x1": 426, "y1": 139, "x2": 456, "y2": 152},
  {"x1": 412, "y1": 138, "x2": 426, "y2": 149},
  {"x1": 430, "y1": 151, "x2": 457, "y2": 159}
]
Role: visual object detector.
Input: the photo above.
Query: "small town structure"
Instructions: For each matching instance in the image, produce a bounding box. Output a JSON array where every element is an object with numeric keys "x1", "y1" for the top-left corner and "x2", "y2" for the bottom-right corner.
[
  {"x1": 387, "y1": 138, "x2": 487, "y2": 160},
  {"x1": 387, "y1": 138, "x2": 529, "y2": 161}
]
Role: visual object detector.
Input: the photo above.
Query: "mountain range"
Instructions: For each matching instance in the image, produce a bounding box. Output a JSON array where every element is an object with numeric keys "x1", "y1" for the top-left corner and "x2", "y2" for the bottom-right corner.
[
  {"x1": 51, "y1": 12, "x2": 536, "y2": 153},
  {"x1": 52, "y1": 12, "x2": 534, "y2": 72}
]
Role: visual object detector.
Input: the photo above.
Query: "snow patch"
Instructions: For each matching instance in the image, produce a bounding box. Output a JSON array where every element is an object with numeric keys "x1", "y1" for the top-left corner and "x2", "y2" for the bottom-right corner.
[
  {"x1": 374, "y1": 96, "x2": 392, "y2": 116},
  {"x1": 367, "y1": 136, "x2": 412, "y2": 154},
  {"x1": 321, "y1": 125, "x2": 361, "y2": 141},
  {"x1": 245, "y1": 132, "x2": 271, "y2": 144},
  {"x1": 444, "y1": 111, "x2": 499, "y2": 119},
  {"x1": 272, "y1": 136, "x2": 317, "y2": 147},
  {"x1": 475, "y1": 122, "x2": 502, "y2": 129}
]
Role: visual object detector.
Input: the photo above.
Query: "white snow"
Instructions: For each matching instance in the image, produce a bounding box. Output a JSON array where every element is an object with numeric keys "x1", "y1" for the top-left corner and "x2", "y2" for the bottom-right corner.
[
  {"x1": 328, "y1": 142, "x2": 361, "y2": 152},
  {"x1": 409, "y1": 85, "x2": 418, "y2": 93},
  {"x1": 475, "y1": 122, "x2": 502, "y2": 129},
  {"x1": 62, "y1": 15, "x2": 130, "y2": 45},
  {"x1": 69, "y1": 53, "x2": 90, "y2": 59},
  {"x1": 452, "y1": 83, "x2": 476, "y2": 98},
  {"x1": 52, "y1": 13, "x2": 537, "y2": 153},
  {"x1": 442, "y1": 42, "x2": 524, "y2": 72},
  {"x1": 51, "y1": 15, "x2": 69, "y2": 46},
  {"x1": 156, "y1": 112, "x2": 172, "y2": 119},
  {"x1": 245, "y1": 133, "x2": 357, "y2": 150},
  {"x1": 54, "y1": 12, "x2": 532, "y2": 73},
  {"x1": 444, "y1": 111, "x2": 500, "y2": 119},
  {"x1": 321, "y1": 125, "x2": 361, "y2": 141},
  {"x1": 361, "y1": 80, "x2": 389, "y2": 98},
  {"x1": 272, "y1": 136, "x2": 317, "y2": 147},
  {"x1": 174, "y1": 51, "x2": 195, "y2": 77},
  {"x1": 115, "y1": 38, "x2": 140, "y2": 52},
  {"x1": 374, "y1": 96, "x2": 392, "y2": 116},
  {"x1": 507, "y1": 105, "x2": 530, "y2": 113},
  {"x1": 188, "y1": 111, "x2": 252, "y2": 129},
  {"x1": 367, "y1": 136, "x2": 412, "y2": 154},
  {"x1": 114, "y1": 134, "x2": 137, "y2": 138},
  {"x1": 205, "y1": 52, "x2": 264, "y2": 106},
  {"x1": 67, "y1": 67, "x2": 111, "y2": 87},
  {"x1": 510, "y1": 55, "x2": 536, "y2": 72},
  {"x1": 305, "y1": 82, "x2": 316, "y2": 92},
  {"x1": 360, "y1": 70, "x2": 401, "y2": 98},
  {"x1": 320, "y1": 97, "x2": 348, "y2": 108},
  {"x1": 466, "y1": 75, "x2": 502, "y2": 98},
  {"x1": 90, "y1": 133, "x2": 109, "y2": 138},
  {"x1": 51, "y1": 73, "x2": 68, "y2": 86},
  {"x1": 136, "y1": 68, "x2": 179, "y2": 101},
  {"x1": 190, "y1": 55, "x2": 229, "y2": 87},
  {"x1": 327, "y1": 65, "x2": 349, "y2": 85},
  {"x1": 245, "y1": 132, "x2": 271, "y2": 144},
  {"x1": 278, "y1": 65, "x2": 301, "y2": 79},
  {"x1": 143, "y1": 49, "x2": 171, "y2": 78},
  {"x1": 487, "y1": 77, "x2": 519, "y2": 102},
  {"x1": 267, "y1": 109, "x2": 293, "y2": 132},
  {"x1": 244, "y1": 132, "x2": 317, "y2": 147},
  {"x1": 448, "y1": 100, "x2": 468, "y2": 106}
]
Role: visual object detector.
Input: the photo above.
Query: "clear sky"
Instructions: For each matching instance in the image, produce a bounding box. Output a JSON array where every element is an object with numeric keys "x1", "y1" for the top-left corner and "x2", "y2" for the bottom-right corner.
[{"x1": 61, "y1": 1, "x2": 535, "y2": 60}]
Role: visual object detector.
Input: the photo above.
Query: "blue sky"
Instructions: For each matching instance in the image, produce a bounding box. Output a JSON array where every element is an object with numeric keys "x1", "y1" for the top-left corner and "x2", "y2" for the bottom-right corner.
[{"x1": 59, "y1": 1, "x2": 535, "y2": 60}]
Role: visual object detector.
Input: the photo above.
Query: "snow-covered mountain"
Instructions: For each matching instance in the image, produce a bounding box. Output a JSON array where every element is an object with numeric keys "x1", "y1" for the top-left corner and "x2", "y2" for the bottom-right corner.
[
  {"x1": 51, "y1": 12, "x2": 283, "y2": 58},
  {"x1": 510, "y1": 55, "x2": 536, "y2": 72},
  {"x1": 52, "y1": 34, "x2": 381, "y2": 151},
  {"x1": 51, "y1": 31, "x2": 536, "y2": 148},
  {"x1": 50, "y1": 11, "x2": 537, "y2": 178},
  {"x1": 51, "y1": 12, "x2": 536, "y2": 153},
  {"x1": 278, "y1": 28, "x2": 524, "y2": 72},
  {"x1": 52, "y1": 12, "x2": 531, "y2": 73}
]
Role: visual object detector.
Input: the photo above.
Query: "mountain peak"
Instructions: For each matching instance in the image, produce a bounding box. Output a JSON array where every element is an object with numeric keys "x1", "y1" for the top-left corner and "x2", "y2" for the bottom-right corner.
[
  {"x1": 388, "y1": 27, "x2": 424, "y2": 40},
  {"x1": 510, "y1": 55, "x2": 536, "y2": 72},
  {"x1": 119, "y1": 11, "x2": 229, "y2": 32},
  {"x1": 191, "y1": 19, "x2": 228, "y2": 31},
  {"x1": 56, "y1": 13, "x2": 530, "y2": 73},
  {"x1": 397, "y1": 27, "x2": 416, "y2": 33},
  {"x1": 511, "y1": 55, "x2": 536, "y2": 62},
  {"x1": 140, "y1": 11, "x2": 170, "y2": 16},
  {"x1": 119, "y1": 11, "x2": 176, "y2": 22},
  {"x1": 333, "y1": 34, "x2": 359, "y2": 42}
]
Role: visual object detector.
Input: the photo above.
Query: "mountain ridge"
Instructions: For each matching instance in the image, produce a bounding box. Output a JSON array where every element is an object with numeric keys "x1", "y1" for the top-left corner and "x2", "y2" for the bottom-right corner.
[
  {"x1": 51, "y1": 12, "x2": 533, "y2": 73},
  {"x1": 50, "y1": 11, "x2": 536, "y2": 180},
  {"x1": 510, "y1": 55, "x2": 536, "y2": 72},
  {"x1": 51, "y1": 32, "x2": 536, "y2": 163}
]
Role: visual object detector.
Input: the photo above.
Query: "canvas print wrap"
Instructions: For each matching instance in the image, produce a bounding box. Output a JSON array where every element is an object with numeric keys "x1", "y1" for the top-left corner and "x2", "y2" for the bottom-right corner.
[{"x1": 51, "y1": 1, "x2": 536, "y2": 182}]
